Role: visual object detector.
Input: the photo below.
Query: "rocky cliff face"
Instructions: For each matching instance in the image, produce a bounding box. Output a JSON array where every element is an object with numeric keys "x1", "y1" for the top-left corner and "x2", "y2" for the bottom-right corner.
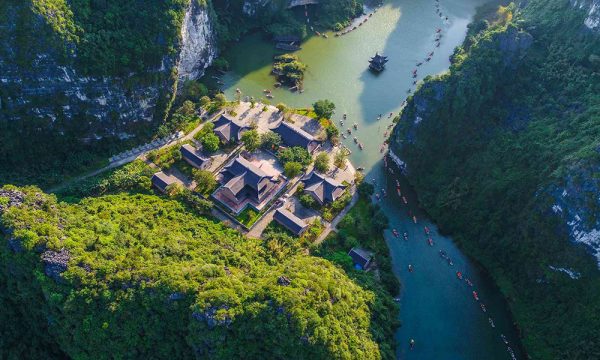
[
  {"x1": 547, "y1": 163, "x2": 600, "y2": 267},
  {"x1": 389, "y1": 2, "x2": 600, "y2": 355},
  {"x1": 391, "y1": 0, "x2": 600, "y2": 270},
  {"x1": 0, "y1": 1, "x2": 216, "y2": 140},
  {"x1": 571, "y1": 0, "x2": 600, "y2": 31},
  {"x1": 178, "y1": 0, "x2": 217, "y2": 81}
]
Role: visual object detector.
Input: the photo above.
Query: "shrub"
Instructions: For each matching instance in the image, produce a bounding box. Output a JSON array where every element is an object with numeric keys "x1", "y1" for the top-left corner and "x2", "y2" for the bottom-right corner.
[
  {"x1": 314, "y1": 152, "x2": 330, "y2": 173},
  {"x1": 334, "y1": 149, "x2": 349, "y2": 169},
  {"x1": 313, "y1": 99, "x2": 336, "y2": 119},
  {"x1": 192, "y1": 169, "x2": 217, "y2": 195},
  {"x1": 201, "y1": 133, "x2": 220, "y2": 153},
  {"x1": 278, "y1": 147, "x2": 312, "y2": 168},
  {"x1": 260, "y1": 131, "x2": 282, "y2": 150},
  {"x1": 241, "y1": 130, "x2": 260, "y2": 152},
  {"x1": 299, "y1": 193, "x2": 319, "y2": 210},
  {"x1": 284, "y1": 162, "x2": 303, "y2": 178}
]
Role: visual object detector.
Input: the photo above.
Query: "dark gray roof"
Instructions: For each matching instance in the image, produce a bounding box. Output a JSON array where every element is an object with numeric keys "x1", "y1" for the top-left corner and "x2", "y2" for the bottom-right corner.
[
  {"x1": 180, "y1": 144, "x2": 209, "y2": 169},
  {"x1": 274, "y1": 208, "x2": 308, "y2": 235},
  {"x1": 348, "y1": 247, "x2": 373, "y2": 269},
  {"x1": 301, "y1": 171, "x2": 346, "y2": 204},
  {"x1": 369, "y1": 52, "x2": 389, "y2": 65},
  {"x1": 273, "y1": 121, "x2": 319, "y2": 151},
  {"x1": 152, "y1": 172, "x2": 177, "y2": 191},
  {"x1": 220, "y1": 156, "x2": 276, "y2": 202},
  {"x1": 213, "y1": 114, "x2": 247, "y2": 142}
]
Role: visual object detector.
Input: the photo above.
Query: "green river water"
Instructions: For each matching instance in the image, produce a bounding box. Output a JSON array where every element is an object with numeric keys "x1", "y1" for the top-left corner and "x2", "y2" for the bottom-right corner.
[{"x1": 221, "y1": 0, "x2": 524, "y2": 358}]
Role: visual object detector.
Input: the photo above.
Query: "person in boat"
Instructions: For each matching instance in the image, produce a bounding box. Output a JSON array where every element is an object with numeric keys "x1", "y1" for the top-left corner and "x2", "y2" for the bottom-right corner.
[
  {"x1": 428, "y1": 238, "x2": 434, "y2": 246},
  {"x1": 473, "y1": 291, "x2": 479, "y2": 300},
  {"x1": 481, "y1": 303, "x2": 487, "y2": 312},
  {"x1": 456, "y1": 271, "x2": 463, "y2": 280}
]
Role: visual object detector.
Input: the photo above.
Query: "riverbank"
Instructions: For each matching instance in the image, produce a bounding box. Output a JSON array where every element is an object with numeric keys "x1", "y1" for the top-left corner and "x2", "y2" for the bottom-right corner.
[
  {"x1": 389, "y1": 0, "x2": 600, "y2": 357},
  {"x1": 312, "y1": 187, "x2": 400, "y2": 359},
  {"x1": 220, "y1": 0, "x2": 524, "y2": 358}
]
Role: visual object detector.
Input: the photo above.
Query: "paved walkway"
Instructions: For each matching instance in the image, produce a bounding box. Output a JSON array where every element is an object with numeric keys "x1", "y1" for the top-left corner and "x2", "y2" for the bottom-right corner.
[
  {"x1": 48, "y1": 109, "x2": 223, "y2": 193},
  {"x1": 314, "y1": 186, "x2": 358, "y2": 245}
]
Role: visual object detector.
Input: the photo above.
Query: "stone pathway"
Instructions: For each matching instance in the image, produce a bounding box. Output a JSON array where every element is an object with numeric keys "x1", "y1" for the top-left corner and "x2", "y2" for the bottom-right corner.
[
  {"x1": 314, "y1": 186, "x2": 358, "y2": 245},
  {"x1": 47, "y1": 109, "x2": 223, "y2": 193}
]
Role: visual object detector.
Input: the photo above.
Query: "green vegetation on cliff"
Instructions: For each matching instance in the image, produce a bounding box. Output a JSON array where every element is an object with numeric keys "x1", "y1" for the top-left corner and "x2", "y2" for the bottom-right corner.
[
  {"x1": 0, "y1": 185, "x2": 395, "y2": 359},
  {"x1": 392, "y1": 1, "x2": 600, "y2": 358},
  {"x1": 28, "y1": 0, "x2": 191, "y2": 75},
  {"x1": 273, "y1": 54, "x2": 307, "y2": 86},
  {"x1": 211, "y1": 0, "x2": 364, "y2": 45}
]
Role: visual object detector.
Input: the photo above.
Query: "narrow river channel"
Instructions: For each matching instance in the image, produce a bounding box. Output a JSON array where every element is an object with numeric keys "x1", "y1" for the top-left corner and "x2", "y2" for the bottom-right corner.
[{"x1": 221, "y1": 0, "x2": 523, "y2": 358}]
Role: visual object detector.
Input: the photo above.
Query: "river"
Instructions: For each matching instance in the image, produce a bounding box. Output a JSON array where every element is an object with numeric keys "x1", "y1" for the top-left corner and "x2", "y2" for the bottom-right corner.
[{"x1": 220, "y1": 0, "x2": 523, "y2": 358}]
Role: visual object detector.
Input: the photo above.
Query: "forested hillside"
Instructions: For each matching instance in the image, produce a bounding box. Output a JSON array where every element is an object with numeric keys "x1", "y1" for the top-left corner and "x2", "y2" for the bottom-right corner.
[
  {"x1": 0, "y1": 185, "x2": 395, "y2": 359},
  {"x1": 0, "y1": 0, "x2": 201, "y2": 187},
  {"x1": 0, "y1": 0, "x2": 365, "y2": 189},
  {"x1": 391, "y1": 1, "x2": 600, "y2": 358}
]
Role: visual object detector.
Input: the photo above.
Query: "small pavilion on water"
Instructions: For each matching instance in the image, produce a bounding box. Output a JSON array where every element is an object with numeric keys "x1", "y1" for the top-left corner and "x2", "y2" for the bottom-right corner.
[{"x1": 369, "y1": 53, "x2": 389, "y2": 72}]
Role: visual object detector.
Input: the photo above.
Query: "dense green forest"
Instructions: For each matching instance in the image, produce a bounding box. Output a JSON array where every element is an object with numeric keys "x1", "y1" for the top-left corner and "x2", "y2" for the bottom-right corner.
[
  {"x1": 391, "y1": 1, "x2": 600, "y2": 358},
  {"x1": 210, "y1": 0, "x2": 364, "y2": 44},
  {"x1": 0, "y1": 185, "x2": 395, "y2": 359},
  {"x1": 25, "y1": 0, "x2": 190, "y2": 75},
  {"x1": 0, "y1": 0, "x2": 194, "y2": 188},
  {"x1": 0, "y1": 0, "x2": 366, "y2": 189}
]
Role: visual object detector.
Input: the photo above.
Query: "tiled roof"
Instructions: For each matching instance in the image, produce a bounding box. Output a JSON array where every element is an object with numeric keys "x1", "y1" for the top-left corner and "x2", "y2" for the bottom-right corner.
[
  {"x1": 151, "y1": 172, "x2": 177, "y2": 191},
  {"x1": 213, "y1": 115, "x2": 247, "y2": 142},
  {"x1": 219, "y1": 156, "x2": 278, "y2": 205},
  {"x1": 273, "y1": 121, "x2": 319, "y2": 151},
  {"x1": 180, "y1": 144, "x2": 209, "y2": 168},
  {"x1": 274, "y1": 208, "x2": 308, "y2": 235},
  {"x1": 301, "y1": 171, "x2": 346, "y2": 204},
  {"x1": 348, "y1": 247, "x2": 373, "y2": 269}
]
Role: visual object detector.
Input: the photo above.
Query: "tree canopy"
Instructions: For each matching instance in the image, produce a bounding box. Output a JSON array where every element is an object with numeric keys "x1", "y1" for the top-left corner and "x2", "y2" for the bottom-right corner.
[
  {"x1": 313, "y1": 100, "x2": 336, "y2": 119},
  {"x1": 391, "y1": 1, "x2": 600, "y2": 358},
  {"x1": 0, "y1": 186, "x2": 392, "y2": 359}
]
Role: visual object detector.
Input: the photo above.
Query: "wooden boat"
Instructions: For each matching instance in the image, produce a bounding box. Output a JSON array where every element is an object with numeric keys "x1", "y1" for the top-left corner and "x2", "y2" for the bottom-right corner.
[{"x1": 275, "y1": 43, "x2": 301, "y2": 51}]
